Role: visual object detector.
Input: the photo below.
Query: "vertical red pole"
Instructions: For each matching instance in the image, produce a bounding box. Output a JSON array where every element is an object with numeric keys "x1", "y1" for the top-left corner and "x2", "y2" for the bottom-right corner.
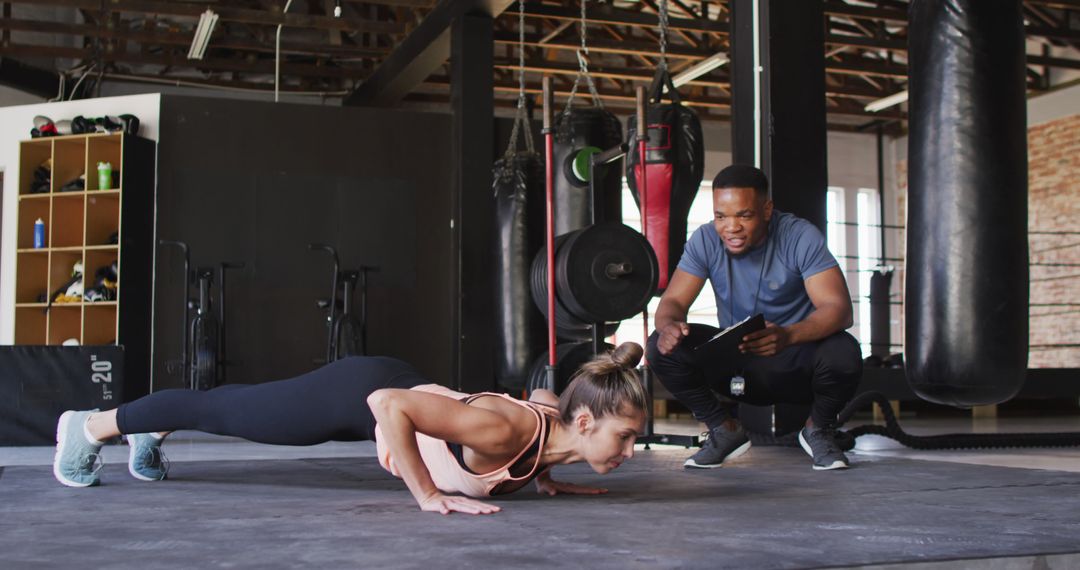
[
  {"x1": 543, "y1": 77, "x2": 557, "y2": 367},
  {"x1": 637, "y1": 86, "x2": 650, "y2": 357}
]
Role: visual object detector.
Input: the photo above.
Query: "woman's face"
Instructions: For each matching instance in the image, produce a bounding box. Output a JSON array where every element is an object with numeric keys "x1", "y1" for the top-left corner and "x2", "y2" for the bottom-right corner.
[{"x1": 580, "y1": 408, "x2": 647, "y2": 474}]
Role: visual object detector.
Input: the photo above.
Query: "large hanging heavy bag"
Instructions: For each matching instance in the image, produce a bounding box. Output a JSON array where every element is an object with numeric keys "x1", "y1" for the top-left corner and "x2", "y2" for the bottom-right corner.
[
  {"x1": 906, "y1": 0, "x2": 1028, "y2": 406},
  {"x1": 492, "y1": 113, "x2": 547, "y2": 392},
  {"x1": 626, "y1": 66, "x2": 705, "y2": 293},
  {"x1": 552, "y1": 107, "x2": 624, "y2": 235}
]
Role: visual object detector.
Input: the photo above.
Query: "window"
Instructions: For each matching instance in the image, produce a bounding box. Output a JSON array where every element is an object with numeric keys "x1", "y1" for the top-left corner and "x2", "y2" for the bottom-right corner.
[
  {"x1": 826, "y1": 186, "x2": 883, "y2": 357},
  {"x1": 612, "y1": 182, "x2": 717, "y2": 349}
]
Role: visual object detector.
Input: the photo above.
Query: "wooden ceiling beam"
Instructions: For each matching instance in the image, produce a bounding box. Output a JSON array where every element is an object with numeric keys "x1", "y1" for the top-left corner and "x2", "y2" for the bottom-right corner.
[
  {"x1": 493, "y1": 32, "x2": 705, "y2": 59},
  {"x1": 492, "y1": 57, "x2": 728, "y2": 88},
  {"x1": 512, "y1": 3, "x2": 727, "y2": 35},
  {"x1": 0, "y1": 18, "x2": 389, "y2": 58},
  {"x1": 0, "y1": 44, "x2": 367, "y2": 79},
  {"x1": 5, "y1": 0, "x2": 407, "y2": 35}
]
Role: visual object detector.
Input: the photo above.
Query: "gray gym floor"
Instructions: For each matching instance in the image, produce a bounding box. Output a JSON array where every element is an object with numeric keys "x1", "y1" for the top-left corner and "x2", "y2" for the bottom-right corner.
[{"x1": 2, "y1": 416, "x2": 1079, "y2": 569}]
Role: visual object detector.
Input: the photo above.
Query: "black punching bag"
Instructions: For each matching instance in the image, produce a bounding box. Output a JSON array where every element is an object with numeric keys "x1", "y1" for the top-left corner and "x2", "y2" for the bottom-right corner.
[
  {"x1": 492, "y1": 146, "x2": 546, "y2": 391},
  {"x1": 906, "y1": 0, "x2": 1028, "y2": 406},
  {"x1": 552, "y1": 108, "x2": 624, "y2": 235}
]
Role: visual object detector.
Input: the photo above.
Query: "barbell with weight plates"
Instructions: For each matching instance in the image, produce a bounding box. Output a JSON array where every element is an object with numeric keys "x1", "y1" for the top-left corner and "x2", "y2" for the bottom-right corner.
[{"x1": 530, "y1": 221, "x2": 659, "y2": 327}]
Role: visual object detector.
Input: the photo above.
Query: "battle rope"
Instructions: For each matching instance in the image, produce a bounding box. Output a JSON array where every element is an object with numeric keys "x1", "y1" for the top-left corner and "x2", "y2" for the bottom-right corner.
[{"x1": 837, "y1": 391, "x2": 1080, "y2": 450}]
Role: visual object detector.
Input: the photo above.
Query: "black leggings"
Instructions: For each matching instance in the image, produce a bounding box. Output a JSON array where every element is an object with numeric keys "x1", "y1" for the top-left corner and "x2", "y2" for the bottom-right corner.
[
  {"x1": 647, "y1": 324, "x2": 862, "y2": 430},
  {"x1": 115, "y1": 356, "x2": 429, "y2": 445}
]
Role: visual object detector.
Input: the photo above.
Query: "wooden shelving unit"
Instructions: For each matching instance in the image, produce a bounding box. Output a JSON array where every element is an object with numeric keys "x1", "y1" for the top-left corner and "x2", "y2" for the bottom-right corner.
[{"x1": 13, "y1": 132, "x2": 155, "y2": 380}]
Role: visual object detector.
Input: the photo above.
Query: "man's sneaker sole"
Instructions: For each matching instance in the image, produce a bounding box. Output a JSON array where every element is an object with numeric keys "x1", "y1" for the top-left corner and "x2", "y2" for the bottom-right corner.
[
  {"x1": 798, "y1": 430, "x2": 849, "y2": 471},
  {"x1": 683, "y1": 440, "x2": 752, "y2": 469},
  {"x1": 53, "y1": 411, "x2": 99, "y2": 488}
]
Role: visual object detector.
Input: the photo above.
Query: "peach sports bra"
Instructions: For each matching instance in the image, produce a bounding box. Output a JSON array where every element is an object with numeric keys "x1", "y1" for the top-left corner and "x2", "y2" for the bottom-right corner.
[{"x1": 374, "y1": 383, "x2": 557, "y2": 498}]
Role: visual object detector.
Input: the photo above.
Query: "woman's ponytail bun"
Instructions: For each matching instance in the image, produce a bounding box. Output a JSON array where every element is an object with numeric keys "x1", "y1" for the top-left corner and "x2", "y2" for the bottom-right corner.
[
  {"x1": 611, "y1": 342, "x2": 644, "y2": 370},
  {"x1": 557, "y1": 342, "x2": 649, "y2": 423}
]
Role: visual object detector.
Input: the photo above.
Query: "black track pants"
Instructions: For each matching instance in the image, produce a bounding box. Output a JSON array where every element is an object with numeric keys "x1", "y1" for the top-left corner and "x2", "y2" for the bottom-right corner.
[
  {"x1": 115, "y1": 356, "x2": 429, "y2": 445},
  {"x1": 646, "y1": 324, "x2": 862, "y2": 430}
]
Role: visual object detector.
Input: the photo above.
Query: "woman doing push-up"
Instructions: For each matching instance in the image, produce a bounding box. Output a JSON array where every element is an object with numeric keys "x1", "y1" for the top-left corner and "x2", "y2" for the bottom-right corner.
[{"x1": 53, "y1": 343, "x2": 648, "y2": 515}]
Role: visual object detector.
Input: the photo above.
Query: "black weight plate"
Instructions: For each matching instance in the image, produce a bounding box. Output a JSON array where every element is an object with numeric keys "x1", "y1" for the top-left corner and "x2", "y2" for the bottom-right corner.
[{"x1": 558, "y1": 222, "x2": 658, "y2": 322}]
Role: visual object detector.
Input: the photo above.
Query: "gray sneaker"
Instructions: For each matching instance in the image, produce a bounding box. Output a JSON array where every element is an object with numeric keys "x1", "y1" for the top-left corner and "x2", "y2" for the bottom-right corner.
[
  {"x1": 53, "y1": 410, "x2": 104, "y2": 487},
  {"x1": 684, "y1": 423, "x2": 751, "y2": 469},
  {"x1": 798, "y1": 426, "x2": 850, "y2": 470},
  {"x1": 127, "y1": 433, "x2": 169, "y2": 481}
]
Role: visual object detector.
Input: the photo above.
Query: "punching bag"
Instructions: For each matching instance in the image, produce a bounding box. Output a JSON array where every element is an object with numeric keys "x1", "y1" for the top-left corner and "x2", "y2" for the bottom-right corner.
[
  {"x1": 626, "y1": 67, "x2": 705, "y2": 292},
  {"x1": 492, "y1": 124, "x2": 547, "y2": 391},
  {"x1": 906, "y1": 0, "x2": 1028, "y2": 406},
  {"x1": 552, "y1": 107, "x2": 624, "y2": 235}
]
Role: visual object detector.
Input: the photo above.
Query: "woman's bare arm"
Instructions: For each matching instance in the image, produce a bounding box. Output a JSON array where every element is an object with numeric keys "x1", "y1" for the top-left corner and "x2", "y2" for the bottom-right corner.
[{"x1": 366, "y1": 388, "x2": 527, "y2": 515}]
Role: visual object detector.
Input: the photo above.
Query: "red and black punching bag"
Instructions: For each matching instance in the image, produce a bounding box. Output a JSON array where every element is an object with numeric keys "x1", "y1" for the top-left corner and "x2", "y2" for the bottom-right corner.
[
  {"x1": 626, "y1": 67, "x2": 705, "y2": 292},
  {"x1": 906, "y1": 0, "x2": 1028, "y2": 406}
]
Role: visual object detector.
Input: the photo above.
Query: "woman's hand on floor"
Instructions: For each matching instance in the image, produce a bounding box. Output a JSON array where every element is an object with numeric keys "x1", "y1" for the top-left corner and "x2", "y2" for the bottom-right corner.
[
  {"x1": 418, "y1": 492, "x2": 501, "y2": 515},
  {"x1": 535, "y1": 470, "x2": 608, "y2": 496}
]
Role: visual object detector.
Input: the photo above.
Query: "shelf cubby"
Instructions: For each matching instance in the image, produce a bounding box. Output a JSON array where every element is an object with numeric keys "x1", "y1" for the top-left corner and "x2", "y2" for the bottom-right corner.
[
  {"x1": 84, "y1": 305, "x2": 119, "y2": 345},
  {"x1": 87, "y1": 136, "x2": 122, "y2": 191},
  {"x1": 17, "y1": 198, "x2": 50, "y2": 249},
  {"x1": 14, "y1": 307, "x2": 47, "y2": 344},
  {"x1": 52, "y1": 137, "x2": 87, "y2": 193},
  {"x1": 15, "y1": 251, "x2": 49, "y2": 304},
  {"x1": 86, "y1": 191, "x2": 120, "y2": 246},
  {"x1": 47, "y1": 305, "x2": 83, "y2": 345},
  {"x1": 48, "y1": 250, "x2": 84, "y2": 301},
  {"x1": 51, "y1": 192, "x2": 86, "y2": 248},
  {"x1": 18, "y1": 139, "x2": 52, "y2": 196},
  {"x1": 84, "y1": 249, "x2": 120, "y2": 302}
]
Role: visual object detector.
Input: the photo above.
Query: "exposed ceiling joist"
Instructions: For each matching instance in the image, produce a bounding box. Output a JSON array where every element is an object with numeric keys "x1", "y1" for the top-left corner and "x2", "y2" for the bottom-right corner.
[
  {"x1": 7, "y1": 0, "x2": 406, "y2": 34},
  {"x1": 344, "y1": 0, "x2": 518, "y2": 106}
]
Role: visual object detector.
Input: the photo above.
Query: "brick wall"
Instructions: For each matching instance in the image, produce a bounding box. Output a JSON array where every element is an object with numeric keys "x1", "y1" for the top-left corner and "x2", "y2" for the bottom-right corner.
[
  {"x1": 1027, "y1": 113, "x2": 1080, "y2": 368},
  {"x1": 893, "y1": 113, "x2": 1080, "y2": 368}
]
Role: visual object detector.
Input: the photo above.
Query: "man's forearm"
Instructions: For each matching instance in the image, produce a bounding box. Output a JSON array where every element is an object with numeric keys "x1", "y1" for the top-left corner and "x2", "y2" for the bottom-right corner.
[
  {"x1": 785, "y1": 303, "x2": 852, "y2": 346},
  {"x1": 653, "y1": 299, "x2": 689, "y2": 332}
]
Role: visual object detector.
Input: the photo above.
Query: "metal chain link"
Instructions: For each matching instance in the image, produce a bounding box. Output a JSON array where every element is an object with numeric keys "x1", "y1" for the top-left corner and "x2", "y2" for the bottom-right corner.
[
  {"x1": 659, "y1": 0, "x2": 669, "y2": 71},
  {"x1": 504, "y1": 0, "x2": 534, "y2": 159},
  {"x1": 561, "y1": 0, "x2": 604, "y2": 119}
]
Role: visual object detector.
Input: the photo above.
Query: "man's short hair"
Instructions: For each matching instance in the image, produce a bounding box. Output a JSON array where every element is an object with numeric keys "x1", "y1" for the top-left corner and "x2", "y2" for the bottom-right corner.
[{"x1": 712, "y1": 164, "x2": 769, "y2": 197}]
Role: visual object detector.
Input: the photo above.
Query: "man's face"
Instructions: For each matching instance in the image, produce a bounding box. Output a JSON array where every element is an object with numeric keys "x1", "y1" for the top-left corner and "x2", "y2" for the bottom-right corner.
[{"x1": 712, "y1": 186, "x2": 773, "y2": 255}]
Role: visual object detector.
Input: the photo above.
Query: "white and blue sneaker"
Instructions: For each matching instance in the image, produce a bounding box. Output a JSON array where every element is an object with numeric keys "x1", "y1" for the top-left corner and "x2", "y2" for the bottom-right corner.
[
  {"x1": 53, "y1": 410, "x2": 104, "y2": 487},
  {"x1": 127, "y1": 433, "x2": 169, "y2": 481}
]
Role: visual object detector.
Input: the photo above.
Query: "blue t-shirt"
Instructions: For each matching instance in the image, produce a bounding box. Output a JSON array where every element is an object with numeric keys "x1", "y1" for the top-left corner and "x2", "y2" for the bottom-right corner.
[{"x1": 678, "y1": 211, "x2": 838, "y2": 327}]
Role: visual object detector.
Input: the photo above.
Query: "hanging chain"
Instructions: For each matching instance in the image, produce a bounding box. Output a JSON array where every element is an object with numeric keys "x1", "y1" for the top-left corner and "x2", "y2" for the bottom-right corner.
[
  {"x1": 658, "y1": 0, "x2": 669, "y2": 71},
  {"x1": 561, "y1": 0, "x2": 604, "y2": 118},
  {"x1": 504, "y1": 0, "x2": 534, "y2": 160}
]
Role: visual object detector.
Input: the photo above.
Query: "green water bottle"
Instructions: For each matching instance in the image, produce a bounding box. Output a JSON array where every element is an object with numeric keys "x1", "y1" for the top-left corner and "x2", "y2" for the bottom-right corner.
[{"x1": 97, "y1": 161, "x2": 113, "y2": 190}]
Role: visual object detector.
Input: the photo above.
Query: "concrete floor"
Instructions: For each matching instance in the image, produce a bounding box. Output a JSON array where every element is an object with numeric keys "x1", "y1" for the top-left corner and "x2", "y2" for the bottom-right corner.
[{"x1": 2, "y1": 415, "x2": 1079, "y2": 569}]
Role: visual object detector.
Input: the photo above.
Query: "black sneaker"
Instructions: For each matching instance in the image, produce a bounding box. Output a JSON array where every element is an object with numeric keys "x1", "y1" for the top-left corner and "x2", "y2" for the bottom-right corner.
[
  {"x1": 684, "y1": 423, "x2": 751, "y2": 469},
  {"x1": 798, "y1": 426, "x2": 850, "y2": 470}
]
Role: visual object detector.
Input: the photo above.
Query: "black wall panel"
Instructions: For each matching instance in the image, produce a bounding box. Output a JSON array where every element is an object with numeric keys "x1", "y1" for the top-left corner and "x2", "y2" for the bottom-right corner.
[{"x1": 154, "y1": 96, "x2": 453, "y2": 389}]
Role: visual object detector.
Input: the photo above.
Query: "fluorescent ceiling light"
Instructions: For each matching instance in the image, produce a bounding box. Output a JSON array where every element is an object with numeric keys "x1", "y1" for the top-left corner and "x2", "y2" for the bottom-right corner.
[
  {"x1": 187, "y1": 9, "x2": 219, "y2": 60},
  {"x1": 865, "y1": 89, "x2": 908, "y2": 113},
  {"x1": 672, "y1": 52, "x2": 729, "y2": 87}
]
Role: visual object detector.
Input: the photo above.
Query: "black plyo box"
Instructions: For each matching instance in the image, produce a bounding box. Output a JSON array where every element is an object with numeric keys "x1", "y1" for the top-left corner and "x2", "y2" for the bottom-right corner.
[{"x1": 0, "y1": 345, "x2": 124, "y2": 445}]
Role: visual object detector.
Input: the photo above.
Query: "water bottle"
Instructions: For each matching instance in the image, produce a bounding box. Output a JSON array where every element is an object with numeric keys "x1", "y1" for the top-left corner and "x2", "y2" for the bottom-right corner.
[
  {"x1": 33, "y1": 218, "x2": 46, "y2": 249},
  {"x1": 97, "y1": 161, "x2": 113, "y2": 190}
]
